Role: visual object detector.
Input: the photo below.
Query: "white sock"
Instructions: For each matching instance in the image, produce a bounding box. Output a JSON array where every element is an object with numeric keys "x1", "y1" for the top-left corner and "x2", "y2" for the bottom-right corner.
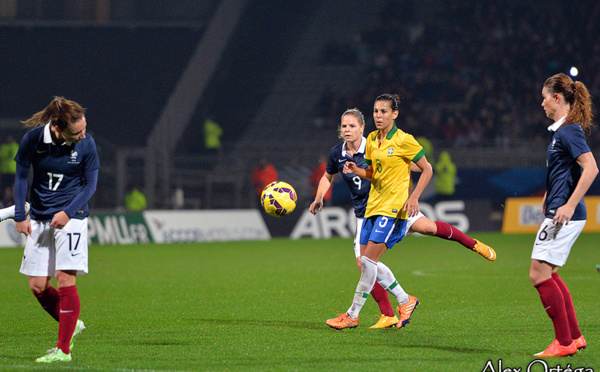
[
  {"x1": 376, "y1": 261, "x2": 410, "y2": 305},
  {"x1": 347, "y1": 256, "x2": 377, "y2": 318},
  {"x1": 0, "y1": 205, "x2": 15, "y2": 221}
]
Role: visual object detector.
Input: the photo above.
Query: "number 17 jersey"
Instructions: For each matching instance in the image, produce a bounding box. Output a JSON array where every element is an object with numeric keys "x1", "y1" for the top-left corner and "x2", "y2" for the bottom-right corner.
[
  {"x1": 15, "y1": 124, "x2": 100, "y2": 221},
  {"x1": 326, "y1": 137, "x2": 370, "y2": 218}
]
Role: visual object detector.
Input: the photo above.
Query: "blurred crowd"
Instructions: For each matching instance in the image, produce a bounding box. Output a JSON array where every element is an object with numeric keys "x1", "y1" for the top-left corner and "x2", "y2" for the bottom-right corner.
[{"x1": 316, "y1": 0, "x2": 600, "y2": 149}]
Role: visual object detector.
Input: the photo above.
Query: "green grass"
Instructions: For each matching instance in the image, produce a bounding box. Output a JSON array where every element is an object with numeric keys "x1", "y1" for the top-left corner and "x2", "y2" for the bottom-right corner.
[{"x1": 0, "y1": 232, "x2": 599, "y2": 371}]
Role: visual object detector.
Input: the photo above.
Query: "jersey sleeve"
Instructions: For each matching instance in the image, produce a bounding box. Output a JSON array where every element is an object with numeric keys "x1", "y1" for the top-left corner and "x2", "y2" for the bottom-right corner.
[
  {"x1": 402, "y1": 133, "x2": 425, "y2": 162},
  {"x1": 83, "y1": 136, "x2": 100, "y2": 171},
  {"x1": 326, "y1": 148, "x2": 338, "y2": 175},
  {"x1": 14, "y1": 131, "x2": 34, "y2": 168},
  {"x1": 561, "y1": 125, "x2": 590, "y2": 160}
]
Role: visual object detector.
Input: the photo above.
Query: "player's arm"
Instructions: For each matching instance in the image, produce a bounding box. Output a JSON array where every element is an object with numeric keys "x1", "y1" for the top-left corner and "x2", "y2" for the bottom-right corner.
[
  {"x1": 404, "y1": 155, "x2": 433, "y2": 217},
  {"x1": 309, "y1": 172, "x2": 334, "y2": 215},
  {"x1": 14, "y1": 163, "x2": 31, "y2": 235},
  {"x1": 343, "y1": 162, "x2": 373, "y2": 179},
  {"x1": 554, "y1": 152, "x2": 599, "y2": 224},
  {"x1": 52, "y1": 169, "x2": 98, "y2": 229}
]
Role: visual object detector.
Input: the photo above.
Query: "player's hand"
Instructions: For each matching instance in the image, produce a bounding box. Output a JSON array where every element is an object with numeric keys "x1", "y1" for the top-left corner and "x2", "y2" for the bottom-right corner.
[
  {"x1": 343, "y1": 161, "x2": 357, "y2": 174},
  {"x1": 309, "y1": 199, "x2": 323, "y2": 215},
  {"x1": 50, "y1": 211, "x2": 70, "y2": 229},
  {"x1": 15, "y1": 220, "x2": 32, "y2": 236},
  {"x1": 403, "y1": 196, "x2": 420, "y2": 217},
  {"x1": 553, "y1": 204, "x2": 575, "y2": 225}
]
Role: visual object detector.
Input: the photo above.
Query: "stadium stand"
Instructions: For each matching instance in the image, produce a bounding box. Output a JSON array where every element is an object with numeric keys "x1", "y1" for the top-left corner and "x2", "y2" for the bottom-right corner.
[{"x1": 2, "y1": 0, "x2": 600, "y2": 209}]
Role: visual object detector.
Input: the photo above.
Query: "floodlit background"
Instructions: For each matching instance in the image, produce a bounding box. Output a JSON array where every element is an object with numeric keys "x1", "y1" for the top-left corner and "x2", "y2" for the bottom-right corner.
[{"x1": 1, "y1": 0, "x2": 599, "y2": 225}]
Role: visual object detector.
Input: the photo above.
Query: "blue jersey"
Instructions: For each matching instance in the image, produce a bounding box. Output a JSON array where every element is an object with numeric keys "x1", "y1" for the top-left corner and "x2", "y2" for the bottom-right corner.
[
  {"x1": 15, "y1": 124, "x2": 100, "y2": 221},
  {"x1": 545, "y1": 123, "x2": 590, "y2": 220},
  {"x1": 326, "y1": 137, "x2": 370, "y2": 218}
]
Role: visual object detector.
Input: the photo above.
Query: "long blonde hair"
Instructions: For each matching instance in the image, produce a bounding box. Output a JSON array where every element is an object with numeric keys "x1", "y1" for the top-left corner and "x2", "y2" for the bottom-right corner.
[{"x1": 22, "y1": 97, "x2": 86, "y2": 130}]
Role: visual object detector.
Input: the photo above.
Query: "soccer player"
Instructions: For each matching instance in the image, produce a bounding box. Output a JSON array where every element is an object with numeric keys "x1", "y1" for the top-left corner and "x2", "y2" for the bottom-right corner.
[
  {"x1": 310, "y1": 108, "x2": 402, "y2": 328},
  {"x1": 530, "y1": 73, "x2": 597, "y2": 357},
  {"x1": 311, "y1": 106, "x2": 496, "y2": 330},
  {"x1": 14, "y1": 97, "x2": 100, "y2": 363}
]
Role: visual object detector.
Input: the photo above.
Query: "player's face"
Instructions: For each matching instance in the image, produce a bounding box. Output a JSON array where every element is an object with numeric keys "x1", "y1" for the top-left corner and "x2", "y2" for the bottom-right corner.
[
  {"x1": 61, "y1": 117, "x2": 87, "y2": 144},
  {"x1": 340, "y1": 114, "x2": 363, "y2": 142},
  {"x1": 373, "y1": 100, "x2": 398, "y2": 131},
  {"x1": 541, "y1": 87, "x2": 559, "y2": 121}
]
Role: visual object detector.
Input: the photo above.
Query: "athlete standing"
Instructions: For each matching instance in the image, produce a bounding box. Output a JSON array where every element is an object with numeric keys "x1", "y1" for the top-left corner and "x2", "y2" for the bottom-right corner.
[
  {"x1": 530, "y1": 73, "x2": 597, "y2": 357},
  {"x1": 15, "y1": 97, "x2": 100, "y2": 363}
]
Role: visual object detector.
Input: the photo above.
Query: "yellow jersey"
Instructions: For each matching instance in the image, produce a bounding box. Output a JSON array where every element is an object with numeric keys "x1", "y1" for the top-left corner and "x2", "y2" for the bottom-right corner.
[{"x1": 364, "y1": 125, "x2": 425, "y2": 219}]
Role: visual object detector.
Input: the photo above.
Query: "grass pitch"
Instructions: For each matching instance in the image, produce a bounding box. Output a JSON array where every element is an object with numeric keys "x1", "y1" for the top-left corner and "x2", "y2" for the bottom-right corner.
[{"x1": 0, "y1": 232, "x2": 598, "y2": 371}]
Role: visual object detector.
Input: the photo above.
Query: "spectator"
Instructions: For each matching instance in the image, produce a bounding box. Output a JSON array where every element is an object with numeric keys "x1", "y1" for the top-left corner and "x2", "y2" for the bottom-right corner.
[
  {"x1": 203, "y1": 118, "x2": 223, "y2": 151},
  {"x1": 0, "y1": 134, "x2": 18, "y2": 206},
  {"x1": 125, "y1": 187, "x2": 147, "y2": 212},
  {"x1": 435, "y1": 151, "x2": 457, "y2": 200},
  {"x1": 252, "y1": 158, "x2": 278, "y2": 198}
]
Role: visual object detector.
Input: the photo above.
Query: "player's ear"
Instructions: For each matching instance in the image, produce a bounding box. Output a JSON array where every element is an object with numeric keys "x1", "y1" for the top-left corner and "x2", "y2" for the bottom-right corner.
[{"x1": 51, "y1": 123, "x2": 62, "y2": 135}]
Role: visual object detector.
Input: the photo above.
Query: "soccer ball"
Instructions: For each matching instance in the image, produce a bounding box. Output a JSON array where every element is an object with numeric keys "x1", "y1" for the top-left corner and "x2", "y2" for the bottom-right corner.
[{"x1": 260, "y1": 181, "x2": 297, "y2": 217}]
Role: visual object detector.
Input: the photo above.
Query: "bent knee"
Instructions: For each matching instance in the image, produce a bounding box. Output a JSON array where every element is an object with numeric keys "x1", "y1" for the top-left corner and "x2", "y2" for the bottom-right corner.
[{"x1": 29, "y1": 280, "x2": 50, "y2": 295}]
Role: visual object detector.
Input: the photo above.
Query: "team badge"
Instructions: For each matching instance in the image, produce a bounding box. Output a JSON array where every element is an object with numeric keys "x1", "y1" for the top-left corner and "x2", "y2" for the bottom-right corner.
[{"x1": 68, "y1": 150, "x2": 80, "y2": 165}]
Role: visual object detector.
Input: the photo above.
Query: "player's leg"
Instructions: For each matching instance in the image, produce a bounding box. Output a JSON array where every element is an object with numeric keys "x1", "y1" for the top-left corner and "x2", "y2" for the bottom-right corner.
[
  {"x1": 21, "y1": 221, "x2": 60, "y2": 320},
  {"x1": 551, "y1": 270, "x2": 585, "y2": 349},
  {"x1": 347, "y1": 242, "x2": 388, "y2": 318},
  {"x1": 354, "y1": 217, "x2": 397, "y2": 327},
  {"x1": 409, "y1": 214, "x2": 496, "y2": 261},
  {"x1": 326, "y1": 250, "x2": 383, "y2": 330},
  {"x1": 326, "y1": 217, "x2": 385, "y2": 329},
  {"x1": 368, "y1": 216, "x2": 418, "y2": 329},
  {"x1": 52, "y1": 219, "x2": 89, "y2": 358},
  {"x1": 375, "y1": 261, "x2": 418, "y2": 328},
  {"x1": 29, "y1": 276, "x2": 60, "y2": 321},
  {"x1": 530, "y1": 218, "x2": 582, "y2": 357},
  {"x1": 530, "y1": 260, "x2": 575, "y2": 356}
]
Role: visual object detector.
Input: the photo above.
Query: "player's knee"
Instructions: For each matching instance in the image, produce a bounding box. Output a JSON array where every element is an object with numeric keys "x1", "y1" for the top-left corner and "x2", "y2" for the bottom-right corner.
[
  {"x1": 529, "y1": 270, "x2": 547, "y2": 285},
  {"x1": 56, "y1": 270, "x2": 77, "y2": 288},
  {"x1": 29, "y1": 281, "x2": 47, "y2": 295},
  {"x1": 414, "y1": 219, "x2": 436, "y2": 235}
]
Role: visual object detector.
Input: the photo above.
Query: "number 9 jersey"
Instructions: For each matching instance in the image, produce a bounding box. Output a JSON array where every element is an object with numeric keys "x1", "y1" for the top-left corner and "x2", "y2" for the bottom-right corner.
[
  {"x1": 326, "y1": 136, "x2": 370, "y2": 218},
  {"x1": 15, "y1": 124, "x2": 100, "y2": 221}
]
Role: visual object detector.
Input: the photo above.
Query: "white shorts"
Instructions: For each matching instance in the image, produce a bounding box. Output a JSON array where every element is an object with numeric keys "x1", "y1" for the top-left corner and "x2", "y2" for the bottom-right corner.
[
  {"x1": 354, "y1": 217, "x2": 363, "y2": 258},
  {"x1": 20, "y1": 218, "x2": 89, "y2": 277},
  {"x1": 406, "y1": 211, "x2": 425, "y2": 234},
  {"x1": 531, "y1": 218, "x2": 585, "y2": 267}
]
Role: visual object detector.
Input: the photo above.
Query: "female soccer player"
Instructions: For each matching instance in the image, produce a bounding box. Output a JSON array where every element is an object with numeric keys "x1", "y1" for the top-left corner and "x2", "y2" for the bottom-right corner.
[
  {"x1": 324, "y1": 94, "x2": 429, "y2": 330},
  {"x1": 311, "y1": 107, "x2": 496, "y2": 330},
  {"x1": 310, "y1": 108, "x2": 403, "y2": 328},
  {"x1": 530, "y1": 73, "x2": 597, "y2": 357},
  {"x1": 14, "y1": 97, "x2": 100, "y2": 363}
]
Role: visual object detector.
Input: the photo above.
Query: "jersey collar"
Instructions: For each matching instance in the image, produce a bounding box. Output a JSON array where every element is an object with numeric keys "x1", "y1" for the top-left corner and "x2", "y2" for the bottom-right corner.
[
  {"x1": 342, "y1": 136, "x2": 367, "y2": 157},
  {"x1": 547, "y1": 115, "x2": 567, "y2": 132},
  {"x1": 43, "y1": 123, "x2": 72, "y2": 146},
  {"x1": 373, "y1": 125, "x2": 399, "y2": 140}
]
